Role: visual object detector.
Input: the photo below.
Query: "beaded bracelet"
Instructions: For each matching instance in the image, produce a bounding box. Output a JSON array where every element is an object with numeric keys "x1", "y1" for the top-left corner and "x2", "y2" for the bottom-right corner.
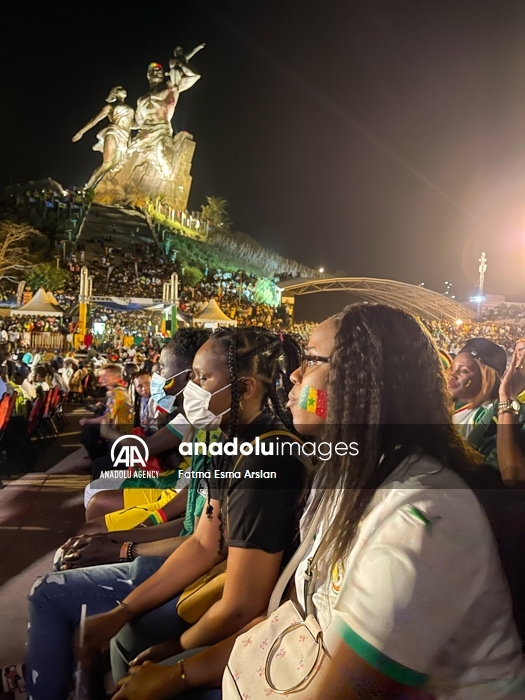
[
  {"x1": 119, "y1": 542, "x2": 136, "y2": 562},
  {"x1": 148, "y1": 508, "x2": 168, "y2": 525}
]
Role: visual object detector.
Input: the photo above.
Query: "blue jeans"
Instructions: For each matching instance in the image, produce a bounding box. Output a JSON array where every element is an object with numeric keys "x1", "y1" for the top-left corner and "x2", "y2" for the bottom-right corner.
[{"x1": 26, "y1": 556, "x2": 166, "y2": 700}]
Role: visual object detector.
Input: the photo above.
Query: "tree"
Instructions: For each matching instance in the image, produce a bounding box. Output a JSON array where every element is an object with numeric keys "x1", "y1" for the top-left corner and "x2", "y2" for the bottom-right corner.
[
  {"x1": 181, "y1": 266, "x2": 204, "y2": 287},
  {"x1": 26, "y1": 263, "x2": 71, "y2": 292},
  {"x1": 0, "y1": 221, "x2": 43, "y2": 278},
  {"x1": 254, "y1": 278, "x2": 280, "y2": 308},
  {"x1": 200, "y1": 196, "x2": 231, "y2": 233}
]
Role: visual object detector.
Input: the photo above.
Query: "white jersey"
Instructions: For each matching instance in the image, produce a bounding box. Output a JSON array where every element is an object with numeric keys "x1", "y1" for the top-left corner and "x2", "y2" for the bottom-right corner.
[
  {"x1": 453, "y1": 402, "x2": 491, "y2": 438},
  {"x1": 296, "y1": 455, "x2": 525, "y2": 699}
]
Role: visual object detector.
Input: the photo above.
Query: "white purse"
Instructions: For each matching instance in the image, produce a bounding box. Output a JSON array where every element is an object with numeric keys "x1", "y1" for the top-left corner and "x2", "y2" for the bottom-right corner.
[{"x1": 223, "y1": 507, "x2": 327, "y2": 699}]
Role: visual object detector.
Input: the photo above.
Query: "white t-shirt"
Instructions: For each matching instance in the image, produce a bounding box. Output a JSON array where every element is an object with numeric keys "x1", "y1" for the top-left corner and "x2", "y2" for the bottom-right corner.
[{"x1": 295, "y1": 454, "x2": 525, "y2": 699}]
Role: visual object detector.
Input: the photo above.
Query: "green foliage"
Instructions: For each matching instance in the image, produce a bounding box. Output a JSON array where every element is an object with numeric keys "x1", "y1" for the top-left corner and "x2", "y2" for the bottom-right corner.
[
  {"x1": 254, "y1": 278, "x2": 281, "y2": 307},
  {"x1": 200, "y1": 196, "x2": 231, "y2": 233},
  {"x1": 26, "y1": 263, "x2": 71, "y2": 292},
  {"x1": 181, "y1": 266, "x2": 204, "y2": 287}
]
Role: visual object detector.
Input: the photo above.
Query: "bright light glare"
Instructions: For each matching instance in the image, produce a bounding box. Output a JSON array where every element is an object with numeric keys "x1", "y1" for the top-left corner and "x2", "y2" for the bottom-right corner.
[{"x1": 455, "y1": 319, "x2": 462, "y2": 325}]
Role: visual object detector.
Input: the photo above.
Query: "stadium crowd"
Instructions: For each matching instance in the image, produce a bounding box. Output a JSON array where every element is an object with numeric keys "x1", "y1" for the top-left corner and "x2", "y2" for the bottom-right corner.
[{"x1": 0, "y1": 306, "x2": 524, "y2": 700}]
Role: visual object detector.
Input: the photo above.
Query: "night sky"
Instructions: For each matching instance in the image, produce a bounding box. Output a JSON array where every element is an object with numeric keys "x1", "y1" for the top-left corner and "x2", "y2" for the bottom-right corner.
[{"x1": 4, "y1": 1, "x2": 525, "y2": 307}]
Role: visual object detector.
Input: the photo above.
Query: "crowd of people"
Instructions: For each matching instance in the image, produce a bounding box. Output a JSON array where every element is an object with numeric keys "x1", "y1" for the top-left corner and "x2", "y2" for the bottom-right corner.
[{"x1": 1, "y1": 307, "x2": 524, "y2": 700}]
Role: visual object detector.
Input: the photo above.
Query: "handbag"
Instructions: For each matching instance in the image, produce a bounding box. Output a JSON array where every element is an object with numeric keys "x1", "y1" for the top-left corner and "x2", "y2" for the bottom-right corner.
[
  {"x1": 223, "y1": 488, "x2": 428, "y2": 699},
  {"x1": 176, "y1": 559, "x2": 227, "y2": 624},
  {"x1": 223, "y1": 507, "x2": 326, "y2": 698}
]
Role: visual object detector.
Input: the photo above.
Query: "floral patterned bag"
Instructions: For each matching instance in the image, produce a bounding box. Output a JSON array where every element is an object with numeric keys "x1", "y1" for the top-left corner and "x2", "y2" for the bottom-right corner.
[{"x1": 223, "y1": 507, "x2": 327, "y2": 699}]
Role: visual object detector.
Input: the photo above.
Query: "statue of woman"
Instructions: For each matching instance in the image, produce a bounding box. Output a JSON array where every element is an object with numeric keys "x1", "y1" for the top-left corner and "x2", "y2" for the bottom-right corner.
[{"x1": 72, "y1": 86, "x2": 134, "y2": 190}]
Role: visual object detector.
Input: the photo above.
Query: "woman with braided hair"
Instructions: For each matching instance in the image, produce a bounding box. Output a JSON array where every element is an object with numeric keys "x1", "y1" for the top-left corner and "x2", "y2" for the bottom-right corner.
[{"x1": 75, "y1": 326, "x2": 308, "y2": 700}]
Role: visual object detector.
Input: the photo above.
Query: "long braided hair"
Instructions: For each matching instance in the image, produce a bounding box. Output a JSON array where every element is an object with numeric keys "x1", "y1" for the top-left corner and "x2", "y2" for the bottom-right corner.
[
  {"x1": 206, "y1": 327, "x2": 302, "y2": 550},
  {"x1": 308, "y1": 304, "x2": 484, "y2": 565}
]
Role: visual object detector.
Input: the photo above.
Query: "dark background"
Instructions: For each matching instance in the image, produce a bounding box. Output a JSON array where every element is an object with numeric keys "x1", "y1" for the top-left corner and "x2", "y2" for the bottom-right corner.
[{"x1": 3, "y1": 0, "x2": 525, "y2": 307}]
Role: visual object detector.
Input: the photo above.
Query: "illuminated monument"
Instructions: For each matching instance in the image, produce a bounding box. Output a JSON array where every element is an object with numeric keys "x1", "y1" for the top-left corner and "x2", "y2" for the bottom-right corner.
[{"x1": 72, "y1": 44, "x2": 205, "y2": 210}]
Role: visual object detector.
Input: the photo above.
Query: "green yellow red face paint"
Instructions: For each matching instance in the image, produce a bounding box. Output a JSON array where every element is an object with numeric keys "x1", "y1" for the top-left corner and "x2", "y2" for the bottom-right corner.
[{"x1": 299, "y1": 385, "x2": 327, "y2": 418}]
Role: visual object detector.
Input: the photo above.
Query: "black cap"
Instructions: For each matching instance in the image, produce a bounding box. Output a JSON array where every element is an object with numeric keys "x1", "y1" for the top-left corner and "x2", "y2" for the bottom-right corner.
[{"x1": 459, "y1": 338, "x2": 507, "y2": 377}]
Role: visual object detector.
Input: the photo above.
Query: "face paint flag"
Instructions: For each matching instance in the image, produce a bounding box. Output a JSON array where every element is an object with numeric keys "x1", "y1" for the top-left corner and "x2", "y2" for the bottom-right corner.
[{"x1": 299, "y1": 385, "x2": 327, "y2": 418}]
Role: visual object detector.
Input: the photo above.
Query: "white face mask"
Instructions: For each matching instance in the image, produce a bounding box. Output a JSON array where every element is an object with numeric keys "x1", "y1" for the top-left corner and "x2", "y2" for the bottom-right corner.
[{"x1": 183, "y1": 379, "x2": 232, "y2": 431}]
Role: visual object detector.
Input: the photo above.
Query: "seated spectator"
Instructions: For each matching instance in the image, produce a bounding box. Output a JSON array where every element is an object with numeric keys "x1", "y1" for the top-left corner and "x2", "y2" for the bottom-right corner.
[
  {"x1": 79, "y1": 364, "x2": 133, "y2": 461},
  {"x1": 448, "y1": 337, "x2": 506, "y2": 437},
  {"x1": 133, "y1": 371, "x2": 154, "y2": 429},
  {"x1": 469, "y1": 339, "x2": 525, "y2": 485},
  {"x1": 82, "y1": 330, "x2": 210, "y2": 529},
  {"x1": 32, "y1": 366, "x2": 51, "y2": 394}
]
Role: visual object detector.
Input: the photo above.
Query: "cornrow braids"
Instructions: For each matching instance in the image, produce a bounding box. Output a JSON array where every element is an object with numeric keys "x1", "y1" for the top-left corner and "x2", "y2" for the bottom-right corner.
[
  {"x1": 210, "y1": 327, "x2": 297, "y2": 438},
  {"x1": 227, "y1": 335, "x2": 240, "y2": 442}
]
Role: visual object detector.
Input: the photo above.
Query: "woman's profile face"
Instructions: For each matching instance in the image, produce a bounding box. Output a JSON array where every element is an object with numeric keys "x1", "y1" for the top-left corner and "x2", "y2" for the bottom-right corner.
[
  {"x1": 288, "y1": 318, "x2": 336, "y2": 436},
  {"x1": 190, "y1": 339, "x2": 232, "y2": 423}
]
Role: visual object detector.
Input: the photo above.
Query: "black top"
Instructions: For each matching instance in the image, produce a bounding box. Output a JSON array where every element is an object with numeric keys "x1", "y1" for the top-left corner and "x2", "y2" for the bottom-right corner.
[{"x1": 209, "y1": 412, "x2": 308, "y2": 558}]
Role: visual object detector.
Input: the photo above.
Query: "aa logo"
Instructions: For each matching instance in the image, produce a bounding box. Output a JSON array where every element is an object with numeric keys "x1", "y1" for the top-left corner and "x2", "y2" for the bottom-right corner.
[{"x1": 110, "y1": 434, "x2": 149, "y2": 468}]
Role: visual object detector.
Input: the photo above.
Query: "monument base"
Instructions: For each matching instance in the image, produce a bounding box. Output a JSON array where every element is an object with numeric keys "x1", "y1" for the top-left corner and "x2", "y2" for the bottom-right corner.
[{"x1": 93, "y1": 131, "x2": 195, "y2": 210}]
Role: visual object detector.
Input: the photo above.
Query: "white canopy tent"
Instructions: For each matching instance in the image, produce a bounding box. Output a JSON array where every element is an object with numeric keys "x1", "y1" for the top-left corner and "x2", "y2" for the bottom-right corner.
[
  {"x1": 11, "y1": 288, "x2": 64, "y2": 316},
  {"x1": 192, "y1": 298, "x2": 237, "y2": 329}
]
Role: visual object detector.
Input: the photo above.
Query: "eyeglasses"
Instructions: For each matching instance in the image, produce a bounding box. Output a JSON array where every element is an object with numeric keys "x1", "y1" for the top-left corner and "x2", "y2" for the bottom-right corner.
[{"x1": 300, "y1": 354, "x2": 330, "y2": 376}]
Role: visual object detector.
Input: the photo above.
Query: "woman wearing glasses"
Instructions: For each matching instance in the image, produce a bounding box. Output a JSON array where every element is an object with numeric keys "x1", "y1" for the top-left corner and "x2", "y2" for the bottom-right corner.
[{"x1": 113, "y1": 304, "x2": 524, "y2": 700}]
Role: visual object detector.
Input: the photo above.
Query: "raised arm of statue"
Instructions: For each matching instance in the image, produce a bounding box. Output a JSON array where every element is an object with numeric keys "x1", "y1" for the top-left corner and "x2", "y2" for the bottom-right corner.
[
  {"x1": 72, "y1": 105, "x2": 112, "y2": 142},
  {"x1": 185, "y1": 43, "x2": 205, "y2": 62},
  {"x1": 169, "y1": 44, "x2": 204, "y2": 92}
]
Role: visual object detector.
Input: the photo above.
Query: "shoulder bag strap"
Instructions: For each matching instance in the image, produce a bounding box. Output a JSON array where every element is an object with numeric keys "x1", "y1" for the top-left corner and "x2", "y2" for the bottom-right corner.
[{"x1": 267, "y1": 503, "x2": 324, "y2": 615}]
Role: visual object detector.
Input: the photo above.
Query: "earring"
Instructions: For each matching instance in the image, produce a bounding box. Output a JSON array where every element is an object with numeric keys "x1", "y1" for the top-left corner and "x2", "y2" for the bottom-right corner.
[
  {"x1": 465, "y1": 380, "x2": 472, "y2": 388},
  {"x1": 239, "y1": 400, "x2": 244, "y2": 410}
]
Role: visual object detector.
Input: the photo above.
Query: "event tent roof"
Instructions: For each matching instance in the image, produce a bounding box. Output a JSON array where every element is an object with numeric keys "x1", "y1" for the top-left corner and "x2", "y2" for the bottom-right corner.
[
  {"x1": 277, "y1": 277, "x2": 475, "y2": 322},
  {"x1": 192, "y1": 298, "x2": 237, "y2": 327},
  {"x1": 45, "y1": 291, "x2": 61, "y2": 306},
  {"x1": 11, "y1": 288, "x2": 64, "y2": 316}
]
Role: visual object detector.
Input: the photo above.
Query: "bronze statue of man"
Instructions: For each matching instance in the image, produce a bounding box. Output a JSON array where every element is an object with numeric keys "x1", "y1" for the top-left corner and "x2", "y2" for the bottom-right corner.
[{"x1": 128, "y1": 44, "x2": 205, "y2": 180}]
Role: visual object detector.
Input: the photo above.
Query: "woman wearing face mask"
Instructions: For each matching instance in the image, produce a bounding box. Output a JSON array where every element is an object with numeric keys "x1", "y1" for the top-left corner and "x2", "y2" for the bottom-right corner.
[
  {"x1": 76, "y1": 328, "x2": 307, "y2": 696},
  {"x1": 80, "y1": 329, "x2": 210, "y2": 534},
  {"x1": 107, "y1": 306, "x2": 525, "y2": 700}
]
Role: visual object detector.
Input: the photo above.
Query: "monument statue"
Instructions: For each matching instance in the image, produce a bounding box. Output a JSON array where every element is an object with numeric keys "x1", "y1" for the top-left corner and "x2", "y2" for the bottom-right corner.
[
  {"x1": 128, "y1": 44, "x2": 205, "y2": 179},
  {"x1": 72, "y1": 86, "x2": 134, "y2": 189},
  {"x1": 85, "y1": 45, "x2": 205, "y2": 211}
]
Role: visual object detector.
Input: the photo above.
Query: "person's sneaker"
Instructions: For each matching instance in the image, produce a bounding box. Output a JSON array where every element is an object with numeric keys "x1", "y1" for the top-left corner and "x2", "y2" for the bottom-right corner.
[{"x1": 0, "y1": 664, "x2": 26, "y2": 699}]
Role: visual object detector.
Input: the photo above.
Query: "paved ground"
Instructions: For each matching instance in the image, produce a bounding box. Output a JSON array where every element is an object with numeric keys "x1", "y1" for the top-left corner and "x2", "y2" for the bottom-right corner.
[{"x1": 0, "y1": 406, "x2": 92, "y2": 666}]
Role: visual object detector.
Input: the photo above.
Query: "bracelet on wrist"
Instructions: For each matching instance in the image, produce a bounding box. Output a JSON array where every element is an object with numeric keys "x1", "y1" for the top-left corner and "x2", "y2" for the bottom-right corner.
[
  {"x1": 119, "y1": 542, "x2": 136, "y2": 562},
  {"x1": 116, "y1": 600, "x2": 133, "y2": 617}
]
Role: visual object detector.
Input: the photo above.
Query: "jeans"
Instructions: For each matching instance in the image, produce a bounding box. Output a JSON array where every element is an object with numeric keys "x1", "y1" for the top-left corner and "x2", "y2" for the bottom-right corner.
[
  {"x1": 26, "y1": 556, "x2": 166, "y2": 700},
  {"x1": 110, "y1": 593, "x2": 188, "y2": 682}
]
